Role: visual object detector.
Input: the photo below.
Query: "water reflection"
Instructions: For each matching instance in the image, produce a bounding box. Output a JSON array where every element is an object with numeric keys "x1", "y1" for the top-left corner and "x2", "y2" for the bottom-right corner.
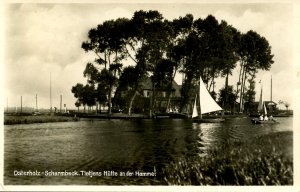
[
  {"x1": 192, "y1": 123, "x2": 220, "y2": 155},
  {"x1": 192, "y1": 117, "x2": 293, "y2": 155}
]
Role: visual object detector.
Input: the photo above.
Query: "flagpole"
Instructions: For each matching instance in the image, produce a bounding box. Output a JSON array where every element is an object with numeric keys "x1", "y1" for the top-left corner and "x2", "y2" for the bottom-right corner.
[
  {"x1": 50, "y1": 73, "x2": 52, "y2": 113},
  {"x1": 271, "y1": 75, "x2": 272, "y2": 102},
  {"x1": 21, "y1": 96, "x2": 22, "y2": 113},
  {"x1": 36, "y1": 94, "x2": 38, "y2": 112}
]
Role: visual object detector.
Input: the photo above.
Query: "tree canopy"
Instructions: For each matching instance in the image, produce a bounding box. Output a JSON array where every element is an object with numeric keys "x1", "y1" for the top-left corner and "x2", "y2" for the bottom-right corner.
[{"x1": 72, "y1": 10, "x2": 274, "y2": 115}]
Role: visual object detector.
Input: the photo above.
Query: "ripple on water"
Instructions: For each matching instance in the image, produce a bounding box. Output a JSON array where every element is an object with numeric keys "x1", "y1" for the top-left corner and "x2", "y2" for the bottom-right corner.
[{"x1": 4, "y1": 117, "x2": 293, "y2": 184}]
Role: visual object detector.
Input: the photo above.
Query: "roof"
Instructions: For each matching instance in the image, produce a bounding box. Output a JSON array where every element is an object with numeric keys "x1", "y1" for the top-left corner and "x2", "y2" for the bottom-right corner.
[
  {"x1": 253, "y1": 101, "x2": 277, "y2": 105},
  {"x1": 141, "y1": 77, "x2": 181, "y2": 97},
  {"x1": 264, "y1": 101, "x2": 277, "y2": 106}
]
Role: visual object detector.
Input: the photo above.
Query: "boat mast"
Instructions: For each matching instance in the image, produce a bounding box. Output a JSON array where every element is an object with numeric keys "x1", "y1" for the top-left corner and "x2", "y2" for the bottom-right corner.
[
  {"x1": 60, "y1": 94, "x2": 62, "y2": 113},
  {"x1": 35, "y1": 94, "x2": 38, "y2": 112},
  {"x1": 271, "y1": 75, "x2": 272, "y2": 102},
  {"x1": 258, "y1": 87, "x2": 262, "y2": 112},
  {"x1": 198, "y1": 77, "x2": 202, "y2": 120},
  {"x1": 20, "y1": 96, "x2": 22, "y2": 113},
  {"x1": 50, "y1": 73, "x2": 52, "y2": 113}
]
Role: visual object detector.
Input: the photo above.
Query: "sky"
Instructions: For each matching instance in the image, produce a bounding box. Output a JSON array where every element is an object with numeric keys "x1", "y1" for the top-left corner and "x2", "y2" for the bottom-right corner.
[{"x1": 2, "y1": 1, "x2": 299, "y2": 110}]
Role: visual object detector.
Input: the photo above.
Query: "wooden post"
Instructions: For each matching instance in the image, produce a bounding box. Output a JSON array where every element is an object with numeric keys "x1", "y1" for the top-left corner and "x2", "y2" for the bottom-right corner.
[
  {"x1": 270, "y1": 75, "x2": 273, "y2": 114},
  {"x1": 271, "y1": 75, "x2": 272, "y2": 102},
  {"x1": 36, "y1": 94, "x2": 38, "y2": 112},
  {"x1": 21, "y1": 96, "x2": 22, "y2": 113},
  {"x1": 60, "y1": 95, "x2": 62, "y2": 113}
]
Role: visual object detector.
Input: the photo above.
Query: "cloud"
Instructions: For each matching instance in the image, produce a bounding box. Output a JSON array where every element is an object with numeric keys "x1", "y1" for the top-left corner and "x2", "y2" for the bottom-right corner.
[
  {"x1": 102, "y1": 7, "x2": 133, "y2": 20},
  {"x1": 7, "y1": 4, "x2": 86, "y2": 67},
  {"x1": 5, "y1": 4, "x2": 135, "y2": 108},
  {"x1": 214, "y1": 6, "x2": 293, "y2": 73},
  {"x1": 212, "y1": 6, "x2": 294, "y2": 107},
  {"x1": 4, "y1": 3, "x2": 295, "y2": 109},
  {"x1": 214, "y1": 9, "x2": 264, "y2": 33}
]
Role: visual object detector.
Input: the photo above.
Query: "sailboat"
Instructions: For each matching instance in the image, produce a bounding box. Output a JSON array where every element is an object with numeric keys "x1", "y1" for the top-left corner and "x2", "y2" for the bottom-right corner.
[
  {"x1": 192, "y1": 76, "x2": 224, "y2": 123},
  {"x1": 251, "y1": 85, "x2": 278, "y2": 124}
]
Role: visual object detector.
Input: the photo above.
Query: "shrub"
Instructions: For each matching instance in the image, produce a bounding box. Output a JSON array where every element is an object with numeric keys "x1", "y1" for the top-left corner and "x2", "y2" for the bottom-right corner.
[{"x1": 163, "y1": 132, "x2": 293, "y2": 185}]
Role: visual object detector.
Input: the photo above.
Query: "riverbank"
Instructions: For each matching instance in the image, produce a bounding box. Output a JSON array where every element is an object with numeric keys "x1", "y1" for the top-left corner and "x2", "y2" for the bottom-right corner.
[
  {"x1": 3, "y1": 112, "x2": 292, "y2": 125},
  {"x1": 4, "y1": 113, "x2": 151, "y2": 125},
  {"x1": 162, "y1": 131, "x2": 293, "y2": 185},
  {"x1": 4, "y1": 115, "x2": 77, "y2": 125},
  {"x1": 76, "y1": 112, "x2": 147, "y2": 119}
]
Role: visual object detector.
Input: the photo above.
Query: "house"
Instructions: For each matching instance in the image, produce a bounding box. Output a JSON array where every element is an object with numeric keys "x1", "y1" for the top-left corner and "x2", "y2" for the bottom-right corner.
[
  {"x1": 264, "y1": 101, "x2": 277, "y2": 113},
  {"x1": 249, "y1": 100, "x2": 277, "y2": 114},
  {"x1": 141, "y1": 78, "x2": 181, "y2": 97},
  {"x1": 113, "y1": 77, "x2": 182, "y2": 113},
  {"x1": 140, "y1": 77, "x2": 181, "y2": 113}
]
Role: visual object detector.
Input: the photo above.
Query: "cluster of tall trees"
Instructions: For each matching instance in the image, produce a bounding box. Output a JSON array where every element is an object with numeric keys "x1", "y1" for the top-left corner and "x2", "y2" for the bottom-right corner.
[{"x1": 72, "y1": 10, "x2": 274, "y2": 115}]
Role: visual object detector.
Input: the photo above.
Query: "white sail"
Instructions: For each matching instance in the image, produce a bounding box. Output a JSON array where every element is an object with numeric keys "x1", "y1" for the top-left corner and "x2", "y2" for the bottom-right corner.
[
  {"x1": 263, "y1": 102, "x2": 267, "y2": 116},
  {"x1": 192, "y1": 95, "x2": 198, "y2": 118},
  {"x1": 258, "y1": 87, "x2": 263, "y2": 112},
  {"x1": 199, "y1": 76, "x2": 223, "y2": 114}
]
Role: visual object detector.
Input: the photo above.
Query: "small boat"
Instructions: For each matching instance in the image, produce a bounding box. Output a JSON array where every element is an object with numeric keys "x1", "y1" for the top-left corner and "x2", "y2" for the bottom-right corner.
[
  {"x1": 251, "y1": 85, "x2": 278, "y2": 124},
  {"x1": 192, "y1": 76, "x2": 224, "y2": 123},
  {"x1": 73, "y1": 114, "x2": 80, "y2": 121}
]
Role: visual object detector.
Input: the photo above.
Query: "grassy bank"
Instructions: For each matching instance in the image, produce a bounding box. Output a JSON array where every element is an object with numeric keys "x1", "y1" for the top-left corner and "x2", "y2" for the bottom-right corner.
[
  {"x1": 162, "y1": 131, "x2": 293, "y2": 185},
  {"x1": 4, "y1": 115, "x2": 77, "y2": 125}
]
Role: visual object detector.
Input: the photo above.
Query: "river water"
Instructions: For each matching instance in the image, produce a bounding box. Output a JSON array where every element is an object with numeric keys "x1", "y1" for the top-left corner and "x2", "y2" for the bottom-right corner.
[{"x1": 4, "y1": 117, "x2": 293, "y2": 185}]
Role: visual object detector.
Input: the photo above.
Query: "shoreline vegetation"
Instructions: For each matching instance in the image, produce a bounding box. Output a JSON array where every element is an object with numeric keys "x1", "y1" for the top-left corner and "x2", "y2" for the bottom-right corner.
[
  {"x1": 4, "y1": 114, "x2": 78, "y2": 125},
  {"x1": 4, "y1": 111, "x2": 293, "y2": 125},
  {"x1": 3, "y1": 113, "x2": 151, "y2": 125},
  {"x1": 3, "y1": 113, "x2": 149, "y2": 125},
  {"x1": 162, "y1": 131, "x2": 293, "y2": 185}
]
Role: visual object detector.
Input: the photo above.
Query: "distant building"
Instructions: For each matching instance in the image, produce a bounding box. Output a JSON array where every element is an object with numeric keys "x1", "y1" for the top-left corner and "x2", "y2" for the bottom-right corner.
[
  {"x1": 250, "y1": 100, "x2": 277, "y2": 114},
  {"x1": 264, "y1": 101, "x2": 277, "y2": 113},
  {"x1": 140, "y1": 77, "x2": 181, "y2": 113},
  {"x1": 115, "y1": 77, "x2": 182, "y2": 113}
]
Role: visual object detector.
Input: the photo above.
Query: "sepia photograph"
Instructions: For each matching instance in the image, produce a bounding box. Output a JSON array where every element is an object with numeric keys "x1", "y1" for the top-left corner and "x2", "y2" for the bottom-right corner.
[{"x1": 1, "y1": 0, "x2": 299, "y2": 191}]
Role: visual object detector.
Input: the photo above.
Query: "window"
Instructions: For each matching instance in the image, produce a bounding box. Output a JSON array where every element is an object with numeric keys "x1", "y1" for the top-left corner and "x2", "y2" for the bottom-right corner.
[
  {"x1": 171, "y1": 92, "x2": 175, "y2": 97},
  {"x1": 144, "y1": 90, "x2": 150, "y2": 97}
]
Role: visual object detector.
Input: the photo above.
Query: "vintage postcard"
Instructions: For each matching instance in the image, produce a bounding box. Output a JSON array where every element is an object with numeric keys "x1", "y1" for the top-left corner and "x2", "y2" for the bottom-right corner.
[{"x1": 1, "y1": 0, "x2": 299, "y2": 191}]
